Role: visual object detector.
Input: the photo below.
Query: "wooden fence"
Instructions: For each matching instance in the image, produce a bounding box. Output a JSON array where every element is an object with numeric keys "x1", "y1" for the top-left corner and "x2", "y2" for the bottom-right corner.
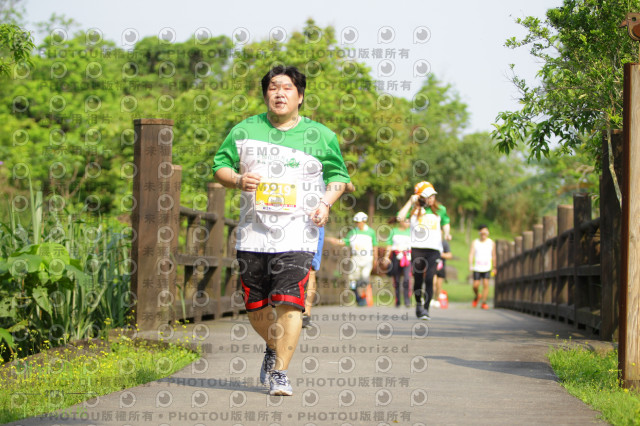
[
  {"x1": 495, "y1": 133, "x2": 622, "y2": 339},
  {"x1": 130, "y1": 119, "x2": 346, "y2": 331}
]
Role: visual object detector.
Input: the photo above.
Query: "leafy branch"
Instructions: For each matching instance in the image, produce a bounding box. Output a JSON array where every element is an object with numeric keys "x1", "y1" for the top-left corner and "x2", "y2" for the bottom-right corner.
[{"x1": 0, "y1": 23, "x2": 34, "y2": 77}]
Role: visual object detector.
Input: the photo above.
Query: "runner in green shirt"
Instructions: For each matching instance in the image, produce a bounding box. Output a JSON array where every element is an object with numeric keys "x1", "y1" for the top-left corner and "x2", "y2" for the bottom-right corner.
[{"x1": 213, "y1": 65, "x2": 350, "y2": 396}]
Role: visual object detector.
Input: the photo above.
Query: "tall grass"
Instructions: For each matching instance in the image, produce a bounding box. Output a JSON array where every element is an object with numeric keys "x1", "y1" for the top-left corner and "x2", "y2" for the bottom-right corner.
[{"x1": 0, "y1": 182, "x2": 132, "y2": 361}]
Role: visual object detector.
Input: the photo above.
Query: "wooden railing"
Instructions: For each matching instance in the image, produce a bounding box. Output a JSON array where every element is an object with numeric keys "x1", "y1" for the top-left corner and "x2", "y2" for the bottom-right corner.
[
  {"x1": 495, "y1": 195, "x2": 602, "y2": 333},
  {"x1": 129, "y1": 119, "x2": 241, "y2": 330},
  {"x1": 495, "y1": 134, "x2": 622, "y2": 340}
]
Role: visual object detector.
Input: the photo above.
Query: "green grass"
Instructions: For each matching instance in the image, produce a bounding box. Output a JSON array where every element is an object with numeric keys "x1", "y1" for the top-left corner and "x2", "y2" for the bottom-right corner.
[
  {"x1": 0, "y1": 334, "x2": 200, "y2": 424},
  {"x1": 447, "y1": 228, "x2": 472, "y2": 284},
  {"x1": 441, "y1": 282, "x2": 494, "y2": 304},
  {"x1": 548, "y1": 344, "x2": 640, "y2": 425}
]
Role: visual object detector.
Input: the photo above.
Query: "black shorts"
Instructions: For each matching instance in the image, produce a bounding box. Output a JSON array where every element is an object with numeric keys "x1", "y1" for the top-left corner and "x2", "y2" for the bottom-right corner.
[
  {"x1": 436, "y1": 267, "x2": 446, "y2": 279},
  {"x1": 473, "y1": 271, "x2": 491, "y2": 280},
  {"x1": 237, "y1": 250, "x2": 314, "y2": 312}
]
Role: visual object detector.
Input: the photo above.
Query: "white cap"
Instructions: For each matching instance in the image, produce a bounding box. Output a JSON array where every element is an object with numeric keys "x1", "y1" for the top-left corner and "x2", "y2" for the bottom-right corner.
[
  {"x1": 420, "y1": 187, "x2": 437, "y2": 198},
  {"x1": 353, "y1": 212, "x2": 368, "y2": 222}
]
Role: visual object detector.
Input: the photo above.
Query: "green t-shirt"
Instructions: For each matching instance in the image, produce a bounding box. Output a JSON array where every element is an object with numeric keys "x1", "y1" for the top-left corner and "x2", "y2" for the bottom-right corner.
[
  {"x1": 213, "y1": 113, "x2": 350, "y2": 185},
  {"x1": 344, "y1": 226, "x2": 378, "y2": 257},
  {"x1": 212, "y1": 113, "x2": 350, "y2": 253},
  {"x1": 436, "y1": 204, "x2": 450, "y2": 226},
  {"x1": 387, "y1": 227, "x2": 411, "y2": 251}
]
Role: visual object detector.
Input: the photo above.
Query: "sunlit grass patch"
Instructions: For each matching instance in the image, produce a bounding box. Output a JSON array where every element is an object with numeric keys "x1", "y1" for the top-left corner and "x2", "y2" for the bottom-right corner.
[
  {"x1": 0, "y1": 335, "x2": 199, "y2": 424},
  {"x1": 548, "y1": 342, "x2": 640, "y2": 426}
]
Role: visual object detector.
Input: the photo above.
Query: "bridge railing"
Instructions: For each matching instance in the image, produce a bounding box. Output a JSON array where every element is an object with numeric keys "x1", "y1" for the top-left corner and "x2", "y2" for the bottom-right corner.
[
  {"x1": 495, "y1": 133, "x2": 622, "y2": 339},
  {"x1": 495, "y1": 195, "x2": 601, "y2": 333}
]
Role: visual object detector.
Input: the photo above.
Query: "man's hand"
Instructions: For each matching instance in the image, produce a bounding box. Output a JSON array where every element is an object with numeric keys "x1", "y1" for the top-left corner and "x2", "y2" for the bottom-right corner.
[
  {"x1": 310, "y1": 202, "x2": 330, "y2": 227},
  {"x1": 214, "y1": 168, "x2": 262, "y2": 191},
  {"x1": 237, "y1": 172, "x2": 261, "y2": 191}
]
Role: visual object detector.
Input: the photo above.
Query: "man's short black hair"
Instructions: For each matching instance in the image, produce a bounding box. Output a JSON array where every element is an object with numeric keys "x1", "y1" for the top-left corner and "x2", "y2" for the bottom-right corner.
[
  {"x1": 478, "y1": 224, "x2": 489, "y2": 231},
  {"x1": 261, "y1": 65, "x2": 306, "y2": 108}
]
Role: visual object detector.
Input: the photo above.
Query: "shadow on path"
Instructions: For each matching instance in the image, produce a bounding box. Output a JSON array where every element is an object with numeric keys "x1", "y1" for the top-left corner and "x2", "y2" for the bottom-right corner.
[{"x1": 425, "y1": 355, "x2": 557, "y2": 381}]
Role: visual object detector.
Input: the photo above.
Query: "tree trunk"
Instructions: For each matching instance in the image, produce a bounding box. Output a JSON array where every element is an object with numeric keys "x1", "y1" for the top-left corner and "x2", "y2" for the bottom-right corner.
[
  {"x1": 465, "y1": 213, "x2": 474, "y2": 245},
  {"x1": 368, "y1": 191, "x2": 375, "y2": 226}
]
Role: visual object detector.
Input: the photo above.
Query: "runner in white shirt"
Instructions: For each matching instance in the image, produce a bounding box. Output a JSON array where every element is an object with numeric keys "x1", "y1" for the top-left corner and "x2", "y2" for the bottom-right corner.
[{"x1": 468, "y1": 224, "x2": 496, "y2": 310}]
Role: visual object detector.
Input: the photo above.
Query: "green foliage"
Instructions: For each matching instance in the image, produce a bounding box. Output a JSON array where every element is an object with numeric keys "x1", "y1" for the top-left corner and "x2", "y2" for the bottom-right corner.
[
  {"x1": 0, "y1": 23, "x2": 34, "y2": 77},
  {"x1": 0, "y1": 0, "x2": 32, "y2": 76},
  {"x1": 492, "y1": 0, "x2": 639, "y2": 164},
  {"x1": 0, "y1": 183, "x2": 132, "y2": 361},
  {"x1": 548, "y1": 344, "x2": 640, "y2": 425},
  {"x1": 1, "y1": 17, "x2": 461, "y2": 225}
]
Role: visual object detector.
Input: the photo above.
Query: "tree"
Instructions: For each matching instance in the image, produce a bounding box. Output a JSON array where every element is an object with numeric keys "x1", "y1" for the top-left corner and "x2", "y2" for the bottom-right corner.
[
  {"x1": 0, "y1": 0, "x2": 33, "y2": 77},
  {"x1": 492, "y1": 0, "x2": 639, "y2": 205},
  {"x1": 0, "y1": 24, "x2": 33, "y2": 76},
  {"x1": 404, "y1": 74, "x2": 468, "y2": 198}
]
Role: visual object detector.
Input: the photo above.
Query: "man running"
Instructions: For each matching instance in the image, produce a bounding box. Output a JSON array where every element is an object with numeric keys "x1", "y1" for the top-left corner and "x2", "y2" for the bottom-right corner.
[{"x1": 212, "y1": 65, "x2": 350, "y2": 395}]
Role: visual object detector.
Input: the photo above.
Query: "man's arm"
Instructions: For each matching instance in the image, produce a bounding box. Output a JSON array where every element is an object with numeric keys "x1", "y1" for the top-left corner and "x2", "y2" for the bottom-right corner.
[
  {"x1": 311, "y1": 181, "x2": 346, "y2": 228},
  {"x1": 323, "y1": 181, "x2": 347, "y2": 207},
  {"x1": 214, "y1": 167, "x2": 261, "y2": 192},
  {"x1": 325, "y1": 236, "x2": 346, "y2": 246}
]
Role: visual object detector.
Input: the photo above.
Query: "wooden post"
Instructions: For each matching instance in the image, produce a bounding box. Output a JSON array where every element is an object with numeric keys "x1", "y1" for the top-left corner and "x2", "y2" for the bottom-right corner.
[
  {"x1": 131, "y1": 118, "x2": 174, "y2": 331},
  {"x1": 523, "y1": 231, "x2": 534, "y2": 313},
  {"x1": 600, "y1": 130, "x2": 622, "y2": 341},
  {"x1": 573, "y1": 193, "x2": 591, "y2": 329},
  {"x1": 543, "y1": 216, "x2": 557, "y2": 317},
  {"x1": 508, "y1": 241, "x2": 515, "y2": 307},
  {"x1": 495, "y1": 240, "x2": 506, "y2": 307},
  {"x1": 557, "y1": 205, "x2": 573, "y2": 322},
  {"x1": 514, "y1": 236, "x2": 523, "y2": 310},
  {"x1": 205, "y1": 183, "x2": 226, "y2": 319},
  {"x1": 166, "y1": 165, "x2": 182, "y2": 323},
  {"x1": 533, "y1": 224, "x2": 543, "y2": 314},
  {"x1": 523, "y1": 232, "x2": 533, "y2": 275},
  {"x1": 533, "y1": 225, "x2": 543, "y2": 273},
  {"x1": 620, "y1": 63, "x2": 640, "y2": 390},
  {"x1": 183, "y1": 212, "x2": 203, "y2": 322}
]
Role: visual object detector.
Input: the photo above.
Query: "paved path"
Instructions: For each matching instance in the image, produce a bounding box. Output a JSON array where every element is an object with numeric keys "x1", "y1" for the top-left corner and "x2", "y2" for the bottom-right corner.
[{"x1": 7, "y1": 303, "x2": 606, "y2": 425}]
